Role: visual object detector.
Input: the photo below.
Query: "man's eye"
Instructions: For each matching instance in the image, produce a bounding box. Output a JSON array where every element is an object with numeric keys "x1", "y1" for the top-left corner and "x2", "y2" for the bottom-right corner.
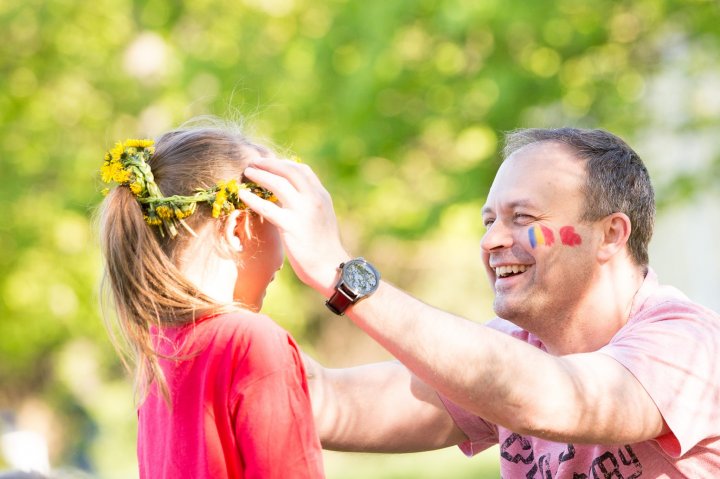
[
  {"x1": 483, "y1": 218, "x2": 495, "y2": 228},
  {"x1": 514, "y1": 214, "x2": 534, "y2": 223}
]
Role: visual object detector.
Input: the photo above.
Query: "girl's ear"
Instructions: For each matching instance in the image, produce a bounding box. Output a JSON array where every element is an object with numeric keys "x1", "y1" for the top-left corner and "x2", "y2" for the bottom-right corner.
[{"x1": 223, "y1": 209, "x2": 244, "y2": 253}]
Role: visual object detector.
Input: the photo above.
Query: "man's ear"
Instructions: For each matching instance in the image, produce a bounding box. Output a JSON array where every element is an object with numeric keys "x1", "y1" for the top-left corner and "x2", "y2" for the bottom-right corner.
[
  {"x1": 597, "y1": 212, "x2": 631, "y2": 263},
  {"x1": 223, "y1": 209, "x2": 244, "y2": 253}
]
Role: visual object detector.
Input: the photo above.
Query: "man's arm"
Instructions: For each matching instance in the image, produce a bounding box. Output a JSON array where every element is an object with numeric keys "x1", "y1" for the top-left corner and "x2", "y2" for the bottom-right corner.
[
  {"x1": 344, "y1": 281, "x2": 668, "y2": 445},
  {"x1": 239, "y1": 159, "x2": 667, "y2": 446},
  {"x1": 303, "y1": 355, "x2": 468, "y2": 452}
]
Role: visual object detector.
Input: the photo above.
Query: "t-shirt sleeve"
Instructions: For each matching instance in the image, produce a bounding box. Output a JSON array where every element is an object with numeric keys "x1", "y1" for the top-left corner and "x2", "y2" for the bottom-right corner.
[
  {"x1": 231, "y1": 322, "x2": 324, "y2": 478},
  {"x1": 600, "y1": 301, "x2": 720, "y2": 457},
  {"x1": 439, "y1": 394, "x2": 499, "y2": 457}
]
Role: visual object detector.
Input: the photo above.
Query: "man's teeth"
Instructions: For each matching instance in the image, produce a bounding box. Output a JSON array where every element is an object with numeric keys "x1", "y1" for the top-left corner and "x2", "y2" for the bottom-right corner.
[{"x1": 495, "y1": 265, "x2": 529, "y2": 277}]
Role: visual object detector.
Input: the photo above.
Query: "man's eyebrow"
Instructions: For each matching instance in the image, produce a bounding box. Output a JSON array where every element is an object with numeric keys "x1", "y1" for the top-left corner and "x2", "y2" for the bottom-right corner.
[
  {"x1": 482, "y1": 199, "x2": 536, "y2": 216},
  {"x1": 508, "y1": 199, "x2": 536, "y2": 209}
]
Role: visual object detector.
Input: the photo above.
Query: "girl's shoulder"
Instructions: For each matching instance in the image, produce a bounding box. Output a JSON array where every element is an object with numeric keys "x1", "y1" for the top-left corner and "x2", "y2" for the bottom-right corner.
[
  {"x1": 203, "y1": 310, "x2": 286, "y2": 336},
  {"x1": 206, "y1": 311, "x2": 305, "y2": 386},
  {"x1": 193, "y1": 310, "x2": 299, "y2": 358}
]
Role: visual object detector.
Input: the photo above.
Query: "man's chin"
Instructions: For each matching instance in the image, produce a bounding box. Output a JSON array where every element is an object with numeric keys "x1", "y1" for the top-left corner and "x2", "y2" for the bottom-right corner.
[{"x1": 493, "y1": 299, "x2": 531, "y2": 324}]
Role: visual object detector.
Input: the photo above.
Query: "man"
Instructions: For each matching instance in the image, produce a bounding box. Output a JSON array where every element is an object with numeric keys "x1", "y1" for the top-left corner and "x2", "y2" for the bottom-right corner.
[{"x1": 239, "y1": 128, "x2": 720, "y2": 477}]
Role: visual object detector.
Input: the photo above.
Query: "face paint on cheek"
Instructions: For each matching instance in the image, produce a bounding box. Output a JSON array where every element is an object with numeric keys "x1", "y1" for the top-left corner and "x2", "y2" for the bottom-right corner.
[
  {"x1": 559, "y1": 226, "x2": 582, "y2": 246},
  {"x1": 528, "y1": 226, "x2": 540, "y2": 248},
  {"x1": 541, "y1": 226, "x2": 555, "y2": 246},
  {"x1": 528, "y1": 225, "x2": 555, "y2": 248}
]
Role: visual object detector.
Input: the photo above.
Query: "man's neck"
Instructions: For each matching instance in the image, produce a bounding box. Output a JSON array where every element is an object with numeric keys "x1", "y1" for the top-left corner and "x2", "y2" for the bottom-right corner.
[{"x1": 537, "y1": 263, "x2": 646, "y2": 355}]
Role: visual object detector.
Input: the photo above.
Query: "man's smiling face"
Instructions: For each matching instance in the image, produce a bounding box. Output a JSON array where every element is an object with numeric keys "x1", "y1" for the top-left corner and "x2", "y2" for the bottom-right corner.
[{"x1": 480, "y1": 141, "x2": 601, "y2": 331}]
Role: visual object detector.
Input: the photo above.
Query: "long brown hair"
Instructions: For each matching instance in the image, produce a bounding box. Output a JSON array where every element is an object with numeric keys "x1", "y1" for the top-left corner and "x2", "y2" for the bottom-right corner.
[{"x1": 97, "y1": 117, "x2": 273, "y2": 403}]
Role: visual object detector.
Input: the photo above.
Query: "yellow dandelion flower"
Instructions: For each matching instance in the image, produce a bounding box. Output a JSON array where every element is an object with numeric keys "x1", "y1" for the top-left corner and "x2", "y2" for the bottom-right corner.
[
  {"x1": 144, "y1": 215, "x2": 162, "y2": 226},
  {"x1": 212, "y1": 201, "x2": 225, "y2": 218},
  {"x1": 100, "y1": 163, "x2": 113, "y2": 183},
  {"x1": 226, "y1": 179, "x2": 239, "y2": 195},
  {"x1": 101, "y1": 139, "x2": 156, "y2": 198},
  {"x1": 125, "y1": 139, "x2": 154, "y2": 149},
  {"x1": 110, "y1": 142, "x2": 124, "y2": 162},
  {"x1": 156, "y1": 205, "x2": 174, "y2": 219},
  {"x1": 212, "y1": 203, "x2": 221, "y2": 218},
  {"x1": 174, "y1": 203, "x2": 196, "y2": 220},
  {"x1": 212, "y1": 187, "x2": 230, "y2": 218},
  {"x1": 107, "y1": 162, "x2": 118, "y2": 181},
  {"x1": 251, "y1": 185, "x2": 275, "y2": 201},
  {"x1": 113, "y1": 166, "x2": 131, "y2": 184}
]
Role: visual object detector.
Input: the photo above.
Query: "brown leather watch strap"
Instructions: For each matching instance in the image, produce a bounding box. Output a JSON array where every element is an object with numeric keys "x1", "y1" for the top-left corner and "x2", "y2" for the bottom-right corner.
[{"x1": 325, "y1": 285, "x2": 355, "y2": 315}]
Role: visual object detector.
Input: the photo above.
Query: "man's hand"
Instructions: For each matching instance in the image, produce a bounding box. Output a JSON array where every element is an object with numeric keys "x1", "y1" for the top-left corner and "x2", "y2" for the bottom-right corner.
[{"x1": 239, "y1": 158, "x2": 351, "y2": 297}]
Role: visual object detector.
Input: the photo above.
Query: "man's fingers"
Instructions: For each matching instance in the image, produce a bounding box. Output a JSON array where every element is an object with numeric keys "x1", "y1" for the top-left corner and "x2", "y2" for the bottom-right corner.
[
  {"x1": 238, "y1": 190, "x2": 285, "y2": 227},
  {"x1": 243, "y1": 166, "x2": 299, "y2": 205},
  {"x1": 249, "y1": 157, "x2": 325, "y2": 193}
]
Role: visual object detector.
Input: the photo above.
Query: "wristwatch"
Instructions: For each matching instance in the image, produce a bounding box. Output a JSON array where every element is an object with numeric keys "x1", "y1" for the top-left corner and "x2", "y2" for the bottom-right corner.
[{"x1": 325, "y1": 257, "x2": 381, "y2": 315}]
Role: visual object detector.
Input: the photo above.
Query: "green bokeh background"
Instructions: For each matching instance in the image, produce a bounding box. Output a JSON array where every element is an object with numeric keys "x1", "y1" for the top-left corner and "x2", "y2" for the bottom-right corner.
[{"x1": 1, "y1": 0, "x2": 719, "y2": 477}]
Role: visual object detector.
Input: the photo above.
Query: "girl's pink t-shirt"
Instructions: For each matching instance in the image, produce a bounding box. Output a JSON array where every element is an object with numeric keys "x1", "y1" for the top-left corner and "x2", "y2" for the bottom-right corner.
[
  {"x1": 137, "y1": 312, "x2": 324, "y2": 479},
  {"x1": 442, "y1": 269, "x2": 720, "y2": 478}
]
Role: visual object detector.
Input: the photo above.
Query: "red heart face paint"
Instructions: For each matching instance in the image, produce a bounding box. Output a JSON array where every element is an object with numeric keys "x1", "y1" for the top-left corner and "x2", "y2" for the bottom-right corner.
[
  {"x1": 528, "y1": 225, "x2": 555, "y2": 248},
  {"x1": 559, "y1": 226, "x2": 582, "y2": 246}
]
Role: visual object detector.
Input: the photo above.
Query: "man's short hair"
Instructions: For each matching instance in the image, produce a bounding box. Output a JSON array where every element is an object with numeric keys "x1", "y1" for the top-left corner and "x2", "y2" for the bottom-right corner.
[{"x1": 503, "y1": 128, "x2": 655, "y2": 266}]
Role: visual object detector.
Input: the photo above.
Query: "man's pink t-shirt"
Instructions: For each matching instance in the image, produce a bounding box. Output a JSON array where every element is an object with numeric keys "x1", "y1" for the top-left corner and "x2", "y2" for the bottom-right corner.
[
  {"x1": 137, "y1": 312, "x2": 324, "y2": 479},
  {"x1": 442, "y1": 269, "x2": 720, "y2": 477}
]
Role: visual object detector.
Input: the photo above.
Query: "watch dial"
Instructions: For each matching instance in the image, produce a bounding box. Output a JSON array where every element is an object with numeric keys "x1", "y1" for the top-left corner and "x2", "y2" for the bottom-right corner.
[{"x1": 343, "y1": 262, "x2": 378, "y2": 294}]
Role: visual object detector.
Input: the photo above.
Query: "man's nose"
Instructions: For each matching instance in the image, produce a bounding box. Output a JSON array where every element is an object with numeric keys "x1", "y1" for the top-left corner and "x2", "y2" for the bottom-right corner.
[{"x1": 480, "y1": 221, "x2": 514, "y2": 252}]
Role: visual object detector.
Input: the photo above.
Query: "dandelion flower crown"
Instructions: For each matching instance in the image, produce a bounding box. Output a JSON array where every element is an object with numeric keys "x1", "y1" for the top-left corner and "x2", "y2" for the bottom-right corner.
[{"x1": 100, "y1": 139, "x2": 278, "y2": 238}]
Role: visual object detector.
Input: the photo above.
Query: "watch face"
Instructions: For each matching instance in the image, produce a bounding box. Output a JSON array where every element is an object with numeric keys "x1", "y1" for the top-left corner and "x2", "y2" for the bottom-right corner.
[{"x1": 342, "y1": 260, "x2": 379, "y2": 295}]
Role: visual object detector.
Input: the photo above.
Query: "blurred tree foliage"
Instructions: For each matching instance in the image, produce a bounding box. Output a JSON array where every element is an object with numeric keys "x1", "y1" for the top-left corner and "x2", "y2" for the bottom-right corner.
[{"x1": 0, "y1": 0, "x2": 719, "y2": 476}]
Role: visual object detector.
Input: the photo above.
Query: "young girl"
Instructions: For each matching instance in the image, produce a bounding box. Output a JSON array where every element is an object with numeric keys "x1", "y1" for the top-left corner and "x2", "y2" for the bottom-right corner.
[{"x1": 97, "y1": 119, "x2": 325, "y2": 478}]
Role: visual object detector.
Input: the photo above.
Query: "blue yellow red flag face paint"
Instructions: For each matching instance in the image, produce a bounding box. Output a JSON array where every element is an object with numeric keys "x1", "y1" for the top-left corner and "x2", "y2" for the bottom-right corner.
[
  {"x1": 528, "y1": 225, "x2": 555, "y2": 248},
  {"x1": 528, "y1": 225, "x2": 582, "y2": 248}
]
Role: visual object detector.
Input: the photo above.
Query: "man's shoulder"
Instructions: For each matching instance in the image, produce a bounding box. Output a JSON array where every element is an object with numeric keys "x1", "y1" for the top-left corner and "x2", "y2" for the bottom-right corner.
[
  {"x1": 632, "y1": 268, "x2": 719, "y2": 322},
  {"x1": 638, "y1": 279, "x2": 717, "y2": 321},
  {"x1": 616, "y1": 272, "x2": 720, "y2": 353}
]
